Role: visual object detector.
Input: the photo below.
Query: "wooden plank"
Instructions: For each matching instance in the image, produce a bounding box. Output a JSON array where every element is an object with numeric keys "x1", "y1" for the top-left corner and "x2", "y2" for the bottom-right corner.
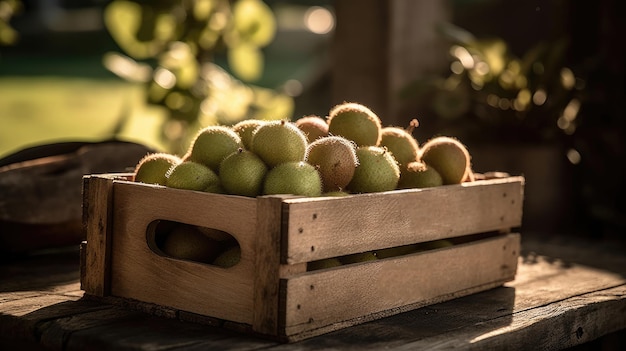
[
  {"x1": 81, "y1": 175, "x2": 114, "y2": 297},
  {"x1": 2, "y1": 238, "x2": 626, "y2": 350},
  {"x1": 283, "y1": 177, "x2": 523, "y2": 264},
  {"x1": 0, "y1": 295, "x2": 103, "y2": 344},
  {"x1": 64, "y1": 310, "x2": 265, "y2": 351},
  {"x1": 36, "y1": 307, "x2": 162, "y2": 351},
  {"x1": 281, "y1": 233, "x2": 519, "y2": 337},
  {"x1": 252, "y1": 196, "x2": 285, "y2": 336},
  {"x1": 392, "y1": 284, "x2": 626, "y2": 350},
  {"x1": 108, "y1": 181, "x2": 258, "y2": 324}
]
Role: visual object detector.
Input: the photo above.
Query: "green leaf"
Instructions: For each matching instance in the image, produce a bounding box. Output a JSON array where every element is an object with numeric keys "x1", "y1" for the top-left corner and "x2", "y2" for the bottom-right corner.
[
  {"x1": 228, "y1": 42, "x2": 263, "y2": 82},
  {"x1": 232, "y1": 0, "x2": 276, "y2": 47},
  {"x1": 104, "y1": 1, "x2": 164, "y2": 59}
]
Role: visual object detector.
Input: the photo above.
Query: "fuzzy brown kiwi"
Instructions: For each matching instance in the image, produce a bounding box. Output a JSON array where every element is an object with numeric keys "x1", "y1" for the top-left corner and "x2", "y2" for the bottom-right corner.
[
  {"x1": 398, "y1": 161, "x2": 443, "y2": 189},
  {"x1": 133, "y1": 153, "x2": 182, "y2": 185},
  {"x1": 250, "y1": 120, "x2": 308, "y2": 168},
  {"x1": 305, "y1": 136, "x2": 358, "y2": 192},
  {"x1": 419, "y1": 136, "x2": 471, "y2": 185},
  {"x1": 347, "y1": 146, "x2": 400, "y2": 193},
  {"x1": 232, "y1": 119, "x2": 267, "y2": 150},
  {"x1": 327, "y1": 102, "x2": 382, "y2": 146},
  {"x1": 295, "y1": 115, "x2": 329, "y2": 143},
  {"x1": 184, "y1": 125, "x2": 242, "y2": 172},
  {"x1": 379, "y1": 126, "x2": 420, "y2": 167},
  {"x1": 165, "y1": 160, "x2": 223, "y2": 193},
  {"x1": 262, "y1": 161, "x2": 322, "y2": 197}
]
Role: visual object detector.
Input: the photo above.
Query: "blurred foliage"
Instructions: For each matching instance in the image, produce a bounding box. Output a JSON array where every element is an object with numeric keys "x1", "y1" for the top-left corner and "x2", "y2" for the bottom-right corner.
[
  {"x1": 402, "y1": 22, "x2": 583, "y2": 144},
  {"x1": 103, "y1": 0, "x2": 294, "y2": 154},
  {"x1": 0, "y1": 0, "x2": 21, "y2": 45}
]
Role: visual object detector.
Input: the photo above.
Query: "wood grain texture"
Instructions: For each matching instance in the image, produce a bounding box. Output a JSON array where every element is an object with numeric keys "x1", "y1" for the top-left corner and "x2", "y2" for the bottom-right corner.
[
  {"x1": 81, "y1": 175, "x2": 114, "y2": 297},
  {"x1": 252, "y1": 196, "x2": 285, "y2": 335},
  {"x1": 1, "y1": 237, "x2": 625, "y2": 350},
  {"x1": 109, "y1": 181, "x2": 258, "y2": 324},
  {"x1": 283, "y1": 177, "x2": 524, "y2": 264},
  {"x1": 281, "y1": 233, "x2": 520, "y2": 337}
]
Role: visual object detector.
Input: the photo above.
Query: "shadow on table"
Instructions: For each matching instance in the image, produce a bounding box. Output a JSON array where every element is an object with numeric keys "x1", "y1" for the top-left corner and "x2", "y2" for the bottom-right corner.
[
  {"x1": 520, "y1": 234, "x2": 626, "y2": 279},
  {"x1": 286, "y1": 286, "x2": 517, "y2": 350},
  {"x1": 0, "y1": 247, "x2": 81, "y2": 293},
  {"x1": 1, "y1": 297, "x2": 279, "y2": 351}
]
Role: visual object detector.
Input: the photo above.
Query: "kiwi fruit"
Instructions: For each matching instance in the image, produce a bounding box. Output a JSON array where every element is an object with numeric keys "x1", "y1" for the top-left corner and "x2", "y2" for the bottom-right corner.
[
  {"x1": 165, "y1": 161, "x2": 223, "y2": 193},
  {"x1": 219, "y1": 148, "x2": 268, "y2": 197},
  {"x1": 379, "y1": 126, "x2": 419, "y2": 167},
  {"x1": 327, "y1": 102, "x2": 382, "y2": 147},
  {"x1": 250, "y1": 120, "x2": 308, "y2": 168},
  {"x1": 160, "y1": 223, "x2": 221, "y2": 263},
  {"x1": 295, "y1": 115, "x2": 329, "y2": 143},
  {"x1": 398, "y1": 161, "x2": 443, "y2": 189},
  {"x1": 307, "y1": 257, "x2": 342, "y2": 271},
  {"x1": 322, "y1": 191, "x2": 351, "y2": 197},
  {"x1": 232, "y1": 119, "x2": 267, "y2": 150},
  {"x1": 419, "y1": 136, "x2": 471, "y2": 185},
  {"x1": 133, "y1": 153, "x2": 182, "y2": 185},
  {"x1": 212, "y1": 244, "x2": 241, "y2": 268},
  {"x1": 347, "y1": 146, "x2": 400, "y2": 193},
  {"x1": 305, "y1": 136, "x2": 358, "y2": 192},
  {"x1": 184, "y1": 125, "x2": 242, "y2": 172},
  {"x1": 375, "y1": 244, "x2": 420, "y2": 259},
  {"x1": 340, "y1": 251, "x2": 377, "y2": 264},
  {"x1": 196, "y1": 226, "x2": 234, "y2": 242},
  {"x1": 263, "y1": 161, "x2": 322, "y2": 197},
  {"x1": 418, "y1": 239, "x2": 453, "y2": 250}
]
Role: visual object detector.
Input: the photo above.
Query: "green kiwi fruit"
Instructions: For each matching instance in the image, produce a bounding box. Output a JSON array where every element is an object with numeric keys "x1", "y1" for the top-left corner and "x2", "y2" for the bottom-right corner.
[
  {"x1": 184, "y1": 125, "x2": 242, "y2": 172},
  {"x1": 379, "y1": 126, "x2": 419, "y2": 167},
  {"x1": 347, "y1": 146, "x2": 400, "y2": 193},
  {"x1": 295, "y1": 115, "x2": 329, "y2": 143},
  {"x1": 250, "y1": 120, "x2": 308, "y2": 168},
  {"x1": 418, "y1": 239, "x2": 453, "y2": 250},
  {"x1": 340, "y1": 251, "x2": 377, "y2": 264},
  {"x1": 196, "y1": 226, "x2": 234, "y2": 242},
  {"x1": 263, "y1": 161, "x2": 322, "y2": 197},
  {"x1": 160, "y1": 223, "x2": 221, "y2": 263},
  {"x1": 133, "y1": 153, "x2": 182, "y2": 185},
  {"x1": 307, "y1": 257, "x2": 342, "y2": 271},
  {"x1": 305, "y1": 136, "x2": 358, "y2": 192},
  {"x1": 375, "y1": 244, "x2": 420, "y2": 259},
  {"x1": 322, "y1": 191, "x2": 351, "y2": 197},
  {"x1": 327, "y1": 102, "x2": 382, "y2": 146},
  {"x1": 232, "y1": 119, "x2": 267, "y2": 150},
  {"x1": 212, "y1": 244, "x2": 241, "y2": 268},
  {"x1": 165, "y1": 161, "x2": 223, "y2": 193},
  {"x1": 219, "y1": 148, "x2": 268, "y2": 197},
  {"x1": 398, "y1": 161, "x2": 443, "y2": 189},
  {"x1": 419, "y1": 136, "x2": 471, "y2": 185}
]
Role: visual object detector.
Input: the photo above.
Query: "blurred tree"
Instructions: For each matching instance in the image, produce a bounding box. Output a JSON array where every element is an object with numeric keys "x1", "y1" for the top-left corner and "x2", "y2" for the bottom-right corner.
[
  {"x1": 102, "y1": 0, "x2": 294, "y2": 154},
  {"x1": 400, "y1": 22, "x2": 581, "y2": 145},
  {"x1": 0, "y1": 0, "x2": 21, "y2": 45}
]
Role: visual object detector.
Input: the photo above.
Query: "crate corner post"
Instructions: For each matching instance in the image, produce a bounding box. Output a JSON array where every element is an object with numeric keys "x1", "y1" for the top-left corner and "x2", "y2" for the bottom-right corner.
[
  {"x1": 252, "y1": 195, "x2": 287, "y2": 337},
  {"x1": 80, "y1": 174, "x2": 115, "y2": 297}
]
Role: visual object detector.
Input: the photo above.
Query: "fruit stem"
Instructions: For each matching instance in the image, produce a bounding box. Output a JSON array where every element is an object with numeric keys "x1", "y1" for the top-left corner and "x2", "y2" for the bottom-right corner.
[{"x1": 406, "y1": 119, "x2": 419, "y2": 134}]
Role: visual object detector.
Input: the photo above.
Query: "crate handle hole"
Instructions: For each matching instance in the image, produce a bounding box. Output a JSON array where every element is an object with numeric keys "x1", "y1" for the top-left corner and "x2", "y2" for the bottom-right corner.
[{"x1": 146, "y1": 219, "x2": 241, "y2": 268}]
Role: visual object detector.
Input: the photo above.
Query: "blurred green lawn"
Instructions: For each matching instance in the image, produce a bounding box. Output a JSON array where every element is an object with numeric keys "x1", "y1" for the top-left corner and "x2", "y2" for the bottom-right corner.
[{"x1": 0, "y1": 77, "x2": 168, "y2": 160}]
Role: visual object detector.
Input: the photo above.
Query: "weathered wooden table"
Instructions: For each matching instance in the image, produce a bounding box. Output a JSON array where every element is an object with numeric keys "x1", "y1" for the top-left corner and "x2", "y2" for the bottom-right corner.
[{"x1": 1, "y1": 234, "x2": 625, "y2": 350}]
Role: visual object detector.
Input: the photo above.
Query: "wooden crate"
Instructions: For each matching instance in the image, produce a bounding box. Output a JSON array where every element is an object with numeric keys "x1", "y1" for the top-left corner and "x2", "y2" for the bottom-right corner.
[{"x1": 80, "y1": 173, "x2": 524, "y2": 342}]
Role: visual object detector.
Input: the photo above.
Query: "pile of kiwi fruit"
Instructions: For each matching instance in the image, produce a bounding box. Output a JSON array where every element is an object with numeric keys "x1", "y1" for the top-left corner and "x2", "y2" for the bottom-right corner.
[{"x1": 132, "y1": 102, "x2": 474, "y2": 268}]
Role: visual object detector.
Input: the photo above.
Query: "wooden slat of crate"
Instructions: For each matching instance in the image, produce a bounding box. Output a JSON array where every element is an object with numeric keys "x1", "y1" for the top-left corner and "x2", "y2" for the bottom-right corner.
[
  {"x1": 280, "y1": 233, "x2": 520, "y2": 338},
  {"x1": 107, "y1": 181, "x2": 258, "y2": 325},
  {"x1": 282, "y1": 177, "x2": 524, "y2": 264},
  {"x1": 82, "y1": 175, "x2": 115, "y2": 297}
]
